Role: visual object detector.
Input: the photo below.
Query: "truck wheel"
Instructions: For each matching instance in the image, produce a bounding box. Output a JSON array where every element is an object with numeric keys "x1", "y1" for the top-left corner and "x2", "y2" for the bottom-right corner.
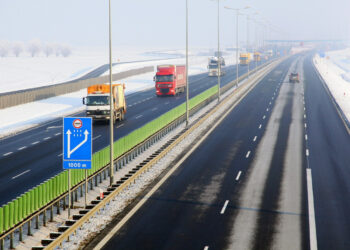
[{"x1": 120, "y1": 111, "x2": 124, "y2": 121}]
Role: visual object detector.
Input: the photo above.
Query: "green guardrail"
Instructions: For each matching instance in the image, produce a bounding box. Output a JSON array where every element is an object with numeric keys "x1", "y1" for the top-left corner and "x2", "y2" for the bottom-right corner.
[{"x1": 0, "y1": 84, "x2": 218, "y2": 235}]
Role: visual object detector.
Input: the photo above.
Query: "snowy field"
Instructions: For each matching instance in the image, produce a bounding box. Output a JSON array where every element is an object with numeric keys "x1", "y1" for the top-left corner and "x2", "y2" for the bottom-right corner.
[
  {"x1": 0, "y1": 49, "x2": 237, "y2": 138},
  {"x1": 313, "y1": 48, "x2": 350, "y2": 123},
  {"x1": 0, "y1": 47, "x2": 159, "y2": 94}
]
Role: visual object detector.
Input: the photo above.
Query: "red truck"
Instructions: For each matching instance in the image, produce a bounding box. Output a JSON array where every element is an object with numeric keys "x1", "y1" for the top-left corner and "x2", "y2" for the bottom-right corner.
[{"x1": 154, "y1": 65, "x2": 187, "y2": 96}]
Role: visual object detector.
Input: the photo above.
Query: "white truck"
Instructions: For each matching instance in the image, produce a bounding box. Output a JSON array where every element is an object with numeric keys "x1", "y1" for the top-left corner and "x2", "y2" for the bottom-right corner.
[
  {"x1": 208, "y1": 57, "x2": 226, "y2": 76},
  {"x1": 83, "y1": 84, "x2": 126, "y2": 123}
]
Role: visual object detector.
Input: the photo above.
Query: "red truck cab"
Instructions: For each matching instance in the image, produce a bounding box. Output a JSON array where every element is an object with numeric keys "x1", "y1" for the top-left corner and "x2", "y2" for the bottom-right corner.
[{"x1": 154, "y1": 65, "x2": 186, "y2": 96}]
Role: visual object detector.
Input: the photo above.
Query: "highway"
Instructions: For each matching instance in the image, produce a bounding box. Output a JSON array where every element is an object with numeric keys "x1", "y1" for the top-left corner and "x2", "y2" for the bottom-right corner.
[
  {"x1": 0, "y1": 59, "x2": 266, "y2": 206},
  {"x1": 88, "y1": 54, "x2": 350, "y2": 250}
]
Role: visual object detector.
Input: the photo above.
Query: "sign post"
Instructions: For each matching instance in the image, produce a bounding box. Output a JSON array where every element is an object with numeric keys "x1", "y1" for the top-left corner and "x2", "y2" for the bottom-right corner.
[{"x1": 63, "y1": 117, "x2": 92, "y2": 218}]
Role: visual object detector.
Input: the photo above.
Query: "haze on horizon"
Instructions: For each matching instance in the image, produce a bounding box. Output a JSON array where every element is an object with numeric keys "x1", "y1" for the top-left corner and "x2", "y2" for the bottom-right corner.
[{"x1": 0, "y1": 0, "x2": 349, "y2": 49}]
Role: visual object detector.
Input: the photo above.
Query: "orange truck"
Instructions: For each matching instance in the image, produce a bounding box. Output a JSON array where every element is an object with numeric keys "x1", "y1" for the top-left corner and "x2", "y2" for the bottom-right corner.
[{"x1": 83, "y1": 84, "x2": 126, "y2": 123}]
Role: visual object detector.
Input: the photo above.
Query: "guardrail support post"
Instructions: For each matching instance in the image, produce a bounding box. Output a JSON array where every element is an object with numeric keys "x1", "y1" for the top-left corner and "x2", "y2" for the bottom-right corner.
[
  {"x1": 35, "y1": 215, "x2": 39, "y2": 229},
  {"x1": 43, "y1": 210, "x2": 46, "y2": 226},
  {"x1": 90, "y1": 179, "x2": 93, "y2": 190},
  {"x1": 57, "y1": 201, "x2": 60, "y2": 215},
  {"x1": 80, "y1": 185, "x2": 83, "y2": 198},
  {"x1": 75, "y1": 190, "x2": 78, "y2": 202},
  {"x1": 10, "y1": 232, "x2": 14, "y2": 249},
  {"x1": 50, "y1": 205, "x2": 54, "y2": 222},
  {"x1": 28, "y1": 220, "x2": 32, "y2": 236},
  {"x1": 0, "y1": 239, "x2": 3, "y2": 250},
  {"x1": 63, "y1": 197, "x2": 66, "y2": 210},
  {"x1": 19, "y1": 226, "x2": 23, "y2": 242}
]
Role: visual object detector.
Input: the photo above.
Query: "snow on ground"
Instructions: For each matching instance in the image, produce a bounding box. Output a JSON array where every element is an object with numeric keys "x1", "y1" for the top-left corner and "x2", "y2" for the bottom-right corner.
[
  {"x1": 313, "y1": 48, "x2": 350, "y2": 123},
  {"x1": 0, "y1": 47, "x2": 175, "y2": 94},
  {"x1": 0, "y1": 50, "x2": 237, "y2": 138}
]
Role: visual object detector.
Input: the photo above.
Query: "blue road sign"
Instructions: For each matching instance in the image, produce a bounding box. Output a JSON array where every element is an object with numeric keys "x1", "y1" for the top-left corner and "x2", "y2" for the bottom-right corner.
[{"x1": 63, "y1": 117, "x2": 92, "y2": 169}]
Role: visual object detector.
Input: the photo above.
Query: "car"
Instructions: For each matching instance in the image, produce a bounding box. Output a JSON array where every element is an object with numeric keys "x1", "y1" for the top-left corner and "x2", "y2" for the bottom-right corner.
[{"x1": 289, "y1": 72, "x2": 300, "y2": 83}]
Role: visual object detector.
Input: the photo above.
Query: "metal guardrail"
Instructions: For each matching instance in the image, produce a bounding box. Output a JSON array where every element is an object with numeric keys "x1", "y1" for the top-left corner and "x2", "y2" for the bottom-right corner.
[
  {"x1": 0, "y1": 58, "x2": 278, "y2": 250},
  {"x1": 44, "y1": 58, "x2": 282, "y2": 250},
  {"x1": 0, "y1": 66, "x2": 154, "y2": 109}
]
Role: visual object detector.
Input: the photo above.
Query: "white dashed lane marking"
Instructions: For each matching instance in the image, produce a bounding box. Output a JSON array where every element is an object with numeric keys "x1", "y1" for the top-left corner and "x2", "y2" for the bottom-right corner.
[
  {"x1": 12, "y1": 170, "x2": 31, "y2": 180},
  {"x1": 3, "y1": 152, "x2": 13, "y2": 156},
  {"x1": 18, "y1": 146, "x2": 27, "y2": 150},
  {"x1": 246, "y1": 151, "x2": 251, "y2": 158},
  {"x1": 220, "y1": 200, "x2": 229, "y2": 214},
  {"x1": 236, "y1": 171, "x2": 242, "y2": 181}
]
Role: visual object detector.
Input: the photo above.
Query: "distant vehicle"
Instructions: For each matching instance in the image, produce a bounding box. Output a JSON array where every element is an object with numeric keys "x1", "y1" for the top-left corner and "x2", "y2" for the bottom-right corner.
[
  {"x1": 208, "y1": 56, "x2": 226, "y2": 76},
  {"x1": 154, "y1": 65, "x2": 187, "y2": 96},
  {"x1": 289, "y1": 73, "x2": 300, "y2": 83},
  {"x1": 83, "y1": 84, "x2": 126, "y2": 123},
  {"x1": 240, "y1": 53, "x2": 250, "y2": 65},
  {"x1": 267, "y1": 49, "x2": 274, "y2": 57},
  {"x1": 253, "y1": 52, "x2": 261, "y2": 62}
]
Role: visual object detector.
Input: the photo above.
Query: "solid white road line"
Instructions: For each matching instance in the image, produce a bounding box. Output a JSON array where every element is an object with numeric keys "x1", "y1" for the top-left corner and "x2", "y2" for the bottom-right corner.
[
  {"x1": 305, "y1": 134, "x2": 308, "y2": 140},
  {"x1": 246, "y1": 151, "x2": 251, "y2": 158},
  {"x1": 306, "y1": 169, "x2": 318, "y2": 250},
  {"x1": 236, "y1": 171, "x2": 242, "y2": 181},
  {"x1": 93, "y1": 135, "x2": 102, "y2": 141},
  {"x1": 18, "y1": 146, "x2": 27, "y2": 150},
  {"x1": 253, "y1": 136, "x2": 257, "y2": 142},
  {"x1": 3, "y1": 152, "x2": 13, "y2": 156},
  {"x1": 31, "y1": 141, "x2": 39, "y2": 145},
  {"x1": 135, "y1": 115, "x2": 143, "y2": 119},
  {"x1": 204, "y1": 246, "x2": 209, "y2": 250},
  {"x1": 259, "y1": 124, "x2": 262, "y2": 129},
  {"x1": 117, "y1": 124, "x2": 124, "y2": 128},
  {"x1": 12, "y1": 170, "x2": 31, "y2": 180},
  {"x1": 220, "y1": 200, "x2": 229, "y2": 214},
  {"x1": 306, "y1": 149, "x2": 309, "y2": 156}
]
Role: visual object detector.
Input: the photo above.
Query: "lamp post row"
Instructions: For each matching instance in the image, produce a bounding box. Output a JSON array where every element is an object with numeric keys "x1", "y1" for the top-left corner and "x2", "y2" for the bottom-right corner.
[{"x1": 108, "y1": 0, "x2": 266, "y2": 186}]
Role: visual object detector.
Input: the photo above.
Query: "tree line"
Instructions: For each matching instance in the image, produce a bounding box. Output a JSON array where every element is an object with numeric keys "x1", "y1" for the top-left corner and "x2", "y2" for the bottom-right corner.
[{"x1": 0, "y1": 39, "x2": 72, "y2": 58}]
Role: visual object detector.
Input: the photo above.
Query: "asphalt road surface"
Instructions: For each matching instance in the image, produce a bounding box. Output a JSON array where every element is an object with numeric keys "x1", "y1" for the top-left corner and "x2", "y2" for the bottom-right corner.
[
  {"x1": 96, "y1": 54, "x2": 350, "y2": 250},
  {"x1": 0, "y1": 59, "x2": 267, "y2": 206}
]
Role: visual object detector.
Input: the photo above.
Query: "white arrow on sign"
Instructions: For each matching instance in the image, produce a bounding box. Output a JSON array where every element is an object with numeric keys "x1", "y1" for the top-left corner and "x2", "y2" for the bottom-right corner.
[{"x1": 66, "y1": 129, "x2": 89, "y2": 158}]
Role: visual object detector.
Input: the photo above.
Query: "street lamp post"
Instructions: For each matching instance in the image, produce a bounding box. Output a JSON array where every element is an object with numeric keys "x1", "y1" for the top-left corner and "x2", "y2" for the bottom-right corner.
[
  {"x1": 108, "y1": 0, "x2": 114, "y2": 186},
  {"x1": 217, "y1": 0, "x2": 221, "y2": 102},
  {"x1": 185, "y1": 0, "x2": 189, "y2": 126},
  {"x1": 246, "y1": 14, "x2": 250, "y2": 78},
  {"x1": 224, "y1": 6, "x2": 241, "y2": 87}
]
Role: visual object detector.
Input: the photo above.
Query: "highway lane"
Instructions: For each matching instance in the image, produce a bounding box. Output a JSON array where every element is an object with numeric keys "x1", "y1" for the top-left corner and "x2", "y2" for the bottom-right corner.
[
  {"x1": 0, "y1": 59, "x2": 268, "y2": 206},
  {"x1": 92, "y1": 56, "x2": 307, "y2": 250},
  {"x1": 303, "y1": 55, "x2": 350, "y2": 249}
]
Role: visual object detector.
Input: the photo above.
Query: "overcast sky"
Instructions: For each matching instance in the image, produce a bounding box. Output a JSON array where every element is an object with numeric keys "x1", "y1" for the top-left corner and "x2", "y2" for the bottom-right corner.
[{"x1": 0, "y1": 0, "x2": 349, "y2": 49}]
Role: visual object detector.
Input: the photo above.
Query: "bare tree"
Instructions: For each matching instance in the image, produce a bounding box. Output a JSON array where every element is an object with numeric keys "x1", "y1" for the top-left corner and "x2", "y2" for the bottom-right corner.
[
  {"x1": 53, "y1": 43, "x2": 62, "y2": 57},
  {"x1": 61, "y1": 45, "x2": 72, "y2": 57},
  {"x1": 12, "y1": 42, "x2": 24, "y2": 57},
  {"x1": 0, "y1": 40, "x2": 9, "y2": 57},
  {"x1": 43, "y1": 43, "x2": 54, "y2": 57},
  {"x1": 27, "y1": 39, "x2": 42, "y2": 57}
]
